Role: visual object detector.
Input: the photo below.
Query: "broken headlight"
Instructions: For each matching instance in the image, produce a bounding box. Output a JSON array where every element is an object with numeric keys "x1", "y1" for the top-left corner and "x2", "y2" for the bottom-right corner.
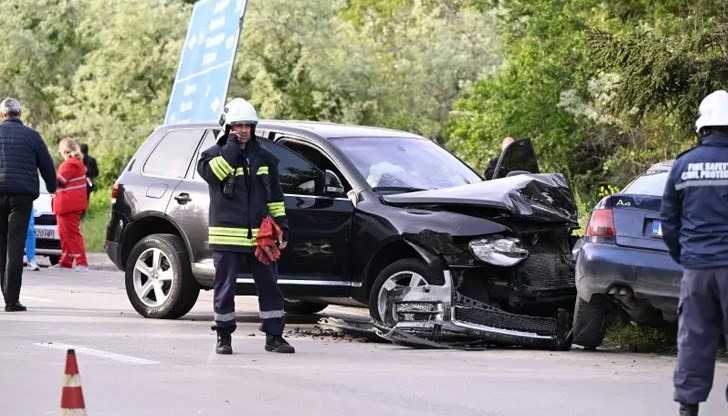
[{"x1": 468, "y1": 237, "x2": 529, "y2": 267}]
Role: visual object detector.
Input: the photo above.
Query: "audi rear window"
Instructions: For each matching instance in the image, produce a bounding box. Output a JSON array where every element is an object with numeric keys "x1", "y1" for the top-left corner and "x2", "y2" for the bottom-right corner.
[{"x1": 622, "y1": 171, "x2": 670, "y2": 197}]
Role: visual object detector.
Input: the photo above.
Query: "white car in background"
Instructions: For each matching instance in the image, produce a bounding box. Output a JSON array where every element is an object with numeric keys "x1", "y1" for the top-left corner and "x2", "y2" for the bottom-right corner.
[{"x1": 33, "y1": 178, "x2": 61, "y2": 265}]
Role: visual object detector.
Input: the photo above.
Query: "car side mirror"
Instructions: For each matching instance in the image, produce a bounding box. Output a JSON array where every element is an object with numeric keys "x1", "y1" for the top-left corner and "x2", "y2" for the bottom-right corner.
[{"x1": 324, "y1": 170, "x2": 345, "y2": 197}]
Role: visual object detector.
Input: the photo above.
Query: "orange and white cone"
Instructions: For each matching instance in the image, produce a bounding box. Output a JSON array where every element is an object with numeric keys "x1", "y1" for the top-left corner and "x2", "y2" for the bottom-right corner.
[{"x1": 60, "y1": 349, "x2": 87, "y2": 416}]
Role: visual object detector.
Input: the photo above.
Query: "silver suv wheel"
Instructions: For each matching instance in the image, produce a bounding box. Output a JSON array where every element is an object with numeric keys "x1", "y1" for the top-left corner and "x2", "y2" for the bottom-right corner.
[{"x1": 133, "y1": 248, "x2": 174, "y2": 308}]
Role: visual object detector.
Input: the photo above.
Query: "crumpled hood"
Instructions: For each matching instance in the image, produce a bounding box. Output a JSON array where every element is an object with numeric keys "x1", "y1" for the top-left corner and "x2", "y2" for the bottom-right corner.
[{"x1": 381, "y1": 173, "x2": 578, "y2": 224}]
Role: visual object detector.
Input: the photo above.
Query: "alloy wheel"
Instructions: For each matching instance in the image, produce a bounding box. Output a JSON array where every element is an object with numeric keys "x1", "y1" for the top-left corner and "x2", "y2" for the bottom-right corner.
[
  {"x1": 377, "y1": 270, "x2": 429, "y2": 320},
  {"x1": 133, "y1": 248, "x2": 175, "y2": 308}
]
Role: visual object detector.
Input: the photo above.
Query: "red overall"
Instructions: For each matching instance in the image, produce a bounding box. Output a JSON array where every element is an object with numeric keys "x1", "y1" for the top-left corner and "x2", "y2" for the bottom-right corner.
[{"x1": 52, "y1": 158, "x2": 88, "y2": 268}]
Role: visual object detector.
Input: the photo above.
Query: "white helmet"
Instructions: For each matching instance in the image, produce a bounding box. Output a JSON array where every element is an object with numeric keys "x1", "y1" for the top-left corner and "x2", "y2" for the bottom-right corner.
[
  {"x1": 219, "y1": 97, "x2": 258, "y2": 127},
  {"x1": 695, "y1": 90, "x2": 728, "y2": 133}
]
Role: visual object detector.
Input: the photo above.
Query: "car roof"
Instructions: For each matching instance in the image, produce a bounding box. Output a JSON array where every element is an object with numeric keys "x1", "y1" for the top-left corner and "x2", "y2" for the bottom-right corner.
[
  {"x1": 159, "y1": 120, "x2": 424, "y2": 140},
  {"x1": 645, "y1": 160, "x2": 674, "y2": 173}
]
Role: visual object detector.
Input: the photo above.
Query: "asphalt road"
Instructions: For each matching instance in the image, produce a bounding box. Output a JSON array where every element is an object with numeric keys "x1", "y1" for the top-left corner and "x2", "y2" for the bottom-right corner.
[{"x1": 1, "y1": 261, "x2": 727, "y2": 416}]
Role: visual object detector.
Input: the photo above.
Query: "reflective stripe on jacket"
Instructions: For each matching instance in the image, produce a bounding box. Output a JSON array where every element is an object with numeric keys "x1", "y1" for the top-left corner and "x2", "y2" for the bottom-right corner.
[
  {"x1": 53, "y1": 158, "x2": 87, "y2": 215},
  {"x1": 197, "y1": 136, "x2": 289, "y2": 253}
]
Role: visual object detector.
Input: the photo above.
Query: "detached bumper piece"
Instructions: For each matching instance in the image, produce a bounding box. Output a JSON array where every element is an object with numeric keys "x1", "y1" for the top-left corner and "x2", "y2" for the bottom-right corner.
[{"x1": 373, "y1": 271, "x2": 572, "y2": 350}]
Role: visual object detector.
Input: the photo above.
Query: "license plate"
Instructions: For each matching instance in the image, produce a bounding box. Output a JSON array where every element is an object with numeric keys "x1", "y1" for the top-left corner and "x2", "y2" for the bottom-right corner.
[
  {"x1": 651, "y1": 220, "x2": 663, "y2": 237},
  {"x1": 35, "y1": 229, "x2": 55, "y2": 239}
]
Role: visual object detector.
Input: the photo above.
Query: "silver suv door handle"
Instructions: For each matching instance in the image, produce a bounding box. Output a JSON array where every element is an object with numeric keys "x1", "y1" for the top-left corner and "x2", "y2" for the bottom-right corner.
[{"x1": 174, "y1": 193, "x2": 192, "y2": 204}]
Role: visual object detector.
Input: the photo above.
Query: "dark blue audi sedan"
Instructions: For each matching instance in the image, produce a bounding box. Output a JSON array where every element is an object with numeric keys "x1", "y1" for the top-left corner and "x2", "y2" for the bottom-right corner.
[{"x1": 572, "y1": 160, "x2": 683, "y2": 349}]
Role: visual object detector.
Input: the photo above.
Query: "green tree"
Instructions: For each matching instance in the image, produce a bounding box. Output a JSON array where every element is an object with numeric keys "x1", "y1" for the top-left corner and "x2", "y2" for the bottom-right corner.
[
  {"x1": 234, "y1": 0, "x2": 499, "y2": 141},
  {"x1": 587, "y1": 1, "x2": 728, "y2": 128},
  {"x1": 55, "y1": 0, "x2": 189, "y2": 187},
  {"x1": 448, "y1": 0, "x2": 599, "y2": 183},
  {"x1": 0, "y1": 0, "x2": 86, "y2": 137},
  {"x1": 449, "y1": 0, "x2": 727, "y2": 202}
]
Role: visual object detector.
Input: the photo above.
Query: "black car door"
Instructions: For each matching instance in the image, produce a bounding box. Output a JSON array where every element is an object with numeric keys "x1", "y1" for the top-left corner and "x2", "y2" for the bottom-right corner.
[
  {"x1": 256, "y1": 137, "x2": 355, "y2": 298},
  {"x1": 491, "y1": 138, "x2": 540, "y2": 179}
]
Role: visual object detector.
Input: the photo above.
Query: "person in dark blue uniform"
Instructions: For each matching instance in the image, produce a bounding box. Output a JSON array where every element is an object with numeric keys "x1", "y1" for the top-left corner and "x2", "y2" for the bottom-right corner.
[
  {"x1": 660, "y1": 89, "x2": 728, "y2": 416},
  {"x1": 197, "y1": 97, "x2": 294, "y2": 355}
]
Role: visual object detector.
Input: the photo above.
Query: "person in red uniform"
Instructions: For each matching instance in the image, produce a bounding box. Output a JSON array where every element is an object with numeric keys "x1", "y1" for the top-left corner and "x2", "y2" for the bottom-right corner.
[{"x1": 51, "y1": 137, "x2": 89, "y2": 272}]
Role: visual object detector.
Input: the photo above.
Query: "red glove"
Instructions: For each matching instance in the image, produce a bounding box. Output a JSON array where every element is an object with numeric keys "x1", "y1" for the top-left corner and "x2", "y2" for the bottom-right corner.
[{"x1": 256, "y1": 216, "x2": 283, "y2": 265}]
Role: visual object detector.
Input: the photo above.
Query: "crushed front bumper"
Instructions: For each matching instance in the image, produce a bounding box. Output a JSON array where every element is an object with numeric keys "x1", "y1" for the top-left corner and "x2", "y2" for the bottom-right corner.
[{"x1": 374, "y1": 271, "x2": 572, "y2": 350}]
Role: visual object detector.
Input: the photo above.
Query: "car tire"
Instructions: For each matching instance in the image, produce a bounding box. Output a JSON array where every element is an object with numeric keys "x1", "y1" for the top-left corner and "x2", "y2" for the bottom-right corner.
[
  {"x1": 572, "y1": 295, "x2": 609, "y2": 350},
  {"x1": 125, "y1": 233, "x2": 200, "y2": 319},
  {"x1": 49, "y1": 255, "x2": 60, "y2": 266},
  {"x1": 283, "y1": 299, "x2": 329, "y2": 315},
  {"x1": 368, "y1": 258, "x2": 441, "y2": 322}
]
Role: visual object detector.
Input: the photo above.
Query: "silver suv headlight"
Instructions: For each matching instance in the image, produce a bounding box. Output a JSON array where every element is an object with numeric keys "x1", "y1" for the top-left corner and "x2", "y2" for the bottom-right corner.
[{"x1": 468, "y1": 237, "x2": 529, "y2": 267}]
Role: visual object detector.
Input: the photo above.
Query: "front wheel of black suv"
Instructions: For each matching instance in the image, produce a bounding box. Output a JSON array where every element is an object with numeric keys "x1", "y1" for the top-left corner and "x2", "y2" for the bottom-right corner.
[
  {"x1": 283, "y1": 299, "x2": 329, "y2": 315},
  {"x1": 572, "y1": 295, "x2": 610, "y2": 350},
  {"x1": 125, "y1": 233, "x2": 200, "y2": 319},
  {"x1": 368, "y1": 258, "x2": 441, "y2": 322}
]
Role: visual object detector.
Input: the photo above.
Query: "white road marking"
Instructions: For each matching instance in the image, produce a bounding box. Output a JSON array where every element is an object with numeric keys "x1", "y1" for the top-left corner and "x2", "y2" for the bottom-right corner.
[
  {"x1": 21, "y1": 296, "x2": 55, "y2": 303},
  {"x1": 35, "y1": 342, "x2": 159, "y2": 365}
]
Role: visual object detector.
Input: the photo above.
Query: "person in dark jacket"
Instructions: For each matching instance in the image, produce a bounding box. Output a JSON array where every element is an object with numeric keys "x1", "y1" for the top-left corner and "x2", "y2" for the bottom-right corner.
[
  {"x1": 79, "y1": 144, "x2": 98, "y2": 203},
  {"x1": 197, "y1": 97, "x2": 294, "y2": 355},
  {"x1": 0, "y1": 98, "x2": 56, "y2": 312},
  {"x1": 484, "y1": 136, "x2": 514, "y2": 180},
  {"x1": 660, "y1": 89, "x2": 728, "y2": 416}
]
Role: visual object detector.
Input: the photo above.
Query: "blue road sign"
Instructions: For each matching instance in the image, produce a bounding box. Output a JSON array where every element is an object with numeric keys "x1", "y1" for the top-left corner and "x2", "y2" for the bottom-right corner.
[{"x1": 164, "y1": 0, "x2": 248, "y2": 124}]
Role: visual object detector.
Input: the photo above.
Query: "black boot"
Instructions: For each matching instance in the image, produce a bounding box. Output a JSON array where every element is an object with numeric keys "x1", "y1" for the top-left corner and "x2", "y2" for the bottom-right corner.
[
  {"x1": 5, "y1": 303, "x2": 27, "y2": 312},
  {"x1": 265, "y1": 334, "x2": 295, "y2": 353},
  {"x1": 679, "y1": 403, "x2": 698, "y2": 416},
  {"x1": 216, "y1": 329, "x2": 232, "y2": 355}
]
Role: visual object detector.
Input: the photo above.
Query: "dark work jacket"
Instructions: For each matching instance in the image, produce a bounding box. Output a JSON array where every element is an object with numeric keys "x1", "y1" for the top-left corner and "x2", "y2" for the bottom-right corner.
[
  {"x1": 197, "y1": 134, "x2": 289, "y2": 253},
  {"x1": 0, "y1": 118, "x2": 56, "y2": 198},
  {"x1": 660, "y1": 133, "x2": 728, "y2": 269},
  {"x1": 484, "y1": 156, "x2": 499, "y2": 180}
]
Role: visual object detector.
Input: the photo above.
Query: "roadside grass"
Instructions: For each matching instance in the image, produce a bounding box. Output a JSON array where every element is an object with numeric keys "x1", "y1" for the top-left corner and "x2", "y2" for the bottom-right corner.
[
  {"x1": 603, "y1": 321, "x2": 728, "y2": 360},
  {"x1": 81, "y1": 187, "x2": 111, "y2": 252},
  {"x1": 603, "y1": 321, "x2": 677, "y2": 354}
]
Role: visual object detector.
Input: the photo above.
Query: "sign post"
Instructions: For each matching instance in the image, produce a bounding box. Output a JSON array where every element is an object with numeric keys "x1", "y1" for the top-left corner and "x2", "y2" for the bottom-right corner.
[{"x1": 164, "y1": 0, "x2": 248, "y2": 124}]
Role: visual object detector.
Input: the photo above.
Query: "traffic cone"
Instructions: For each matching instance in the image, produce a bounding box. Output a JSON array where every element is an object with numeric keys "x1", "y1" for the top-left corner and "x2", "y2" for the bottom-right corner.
[{"x1": 60, "y1": 349, "x2": 87, "y2": 416}]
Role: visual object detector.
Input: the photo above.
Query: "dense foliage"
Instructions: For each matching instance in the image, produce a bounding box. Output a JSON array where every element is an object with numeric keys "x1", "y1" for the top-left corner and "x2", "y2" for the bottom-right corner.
[{"x1": 449, "y1": 0, "x2": 728, "y2": 203}]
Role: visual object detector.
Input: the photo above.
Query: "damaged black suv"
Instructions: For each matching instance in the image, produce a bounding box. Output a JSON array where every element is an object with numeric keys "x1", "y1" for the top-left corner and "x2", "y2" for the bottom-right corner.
[{"x1": 105, "y1": 121, "x2": 579, "y2": 348}]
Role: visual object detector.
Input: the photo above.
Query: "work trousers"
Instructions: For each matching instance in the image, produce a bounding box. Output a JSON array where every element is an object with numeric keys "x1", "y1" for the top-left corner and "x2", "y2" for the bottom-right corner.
[
  {"x1": 57, "y1": 211, "x2": 87, "y2": 268},
  {"x1": 212, "y1": 251, "x2": 285, "y2": 335},
  {"x1": 0, "y1": 194, "x2": 33, "y2": 305},
  {"x1": 674, "y1": 267, "x2": 728, "y2": 405}
]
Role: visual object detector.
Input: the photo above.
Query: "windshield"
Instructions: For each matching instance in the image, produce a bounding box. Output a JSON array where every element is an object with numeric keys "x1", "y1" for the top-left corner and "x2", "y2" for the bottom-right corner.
[
  {"x1": 622, "y1": 171, "x2": 669, "y2": 197},
  {"x1": 332, "y1": 137, "x2": 482, "y2": 191}
]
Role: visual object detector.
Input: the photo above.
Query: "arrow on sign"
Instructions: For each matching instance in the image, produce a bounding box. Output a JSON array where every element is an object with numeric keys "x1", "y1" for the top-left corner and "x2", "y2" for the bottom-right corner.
[
  {"x1": 210, "y1": 97, "x2": 221, "y2": 112},
  {"x1": 214, "y1": 0, "x2": 230, "y2": 14},
  {"x1": 188, "y1": 35, "x2": 198, "y2": 50}
]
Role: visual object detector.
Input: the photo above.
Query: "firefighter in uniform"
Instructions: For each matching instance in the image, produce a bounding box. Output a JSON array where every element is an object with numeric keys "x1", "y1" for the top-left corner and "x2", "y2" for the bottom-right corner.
[
  {"x1": 660, "y1": 89, "x2": 728, "y2": 416},
  {"x1": 197, "y1": 97, "x2": 295, "y2": 355}
]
